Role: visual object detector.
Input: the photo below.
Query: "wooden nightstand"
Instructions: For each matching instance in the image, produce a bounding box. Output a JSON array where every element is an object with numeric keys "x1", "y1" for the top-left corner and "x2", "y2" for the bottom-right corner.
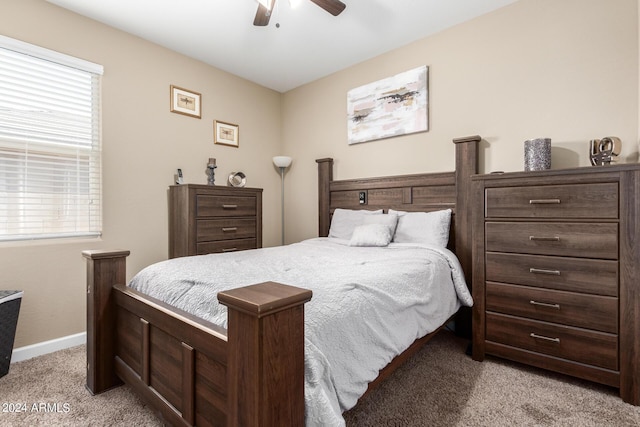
[
  {"x1": 471, "y1": 164, "x2": 640, "y2": 406},
  {"x1": 169, "y1": 184, "x2": 263, "y2": 258}
]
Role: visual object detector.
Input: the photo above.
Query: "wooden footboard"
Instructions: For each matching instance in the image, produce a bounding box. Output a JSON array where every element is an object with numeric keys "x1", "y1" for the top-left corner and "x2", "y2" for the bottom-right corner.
[{"x1": 83, "y1": 250, "x2": 311, "y2": 427}]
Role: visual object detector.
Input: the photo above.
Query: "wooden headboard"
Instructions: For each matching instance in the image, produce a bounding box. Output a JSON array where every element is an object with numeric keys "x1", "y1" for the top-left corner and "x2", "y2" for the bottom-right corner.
[
  {"x1": 316, "y1": 136, "x2": 480, "y2": 335},
  {"x1": 316, "y1": 136, "x2": 479, "y2": 278}
]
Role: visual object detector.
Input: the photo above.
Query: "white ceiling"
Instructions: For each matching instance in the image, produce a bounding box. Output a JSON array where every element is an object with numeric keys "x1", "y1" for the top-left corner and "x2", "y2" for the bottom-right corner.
[{"x1": 46, "y1": 0, "x2": 519, "y2": 93}]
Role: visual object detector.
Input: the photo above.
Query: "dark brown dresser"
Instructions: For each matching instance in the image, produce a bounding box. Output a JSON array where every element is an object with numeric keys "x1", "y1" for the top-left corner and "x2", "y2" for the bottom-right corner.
[
  {"x1": 471, "y1": 164, "x2": 640, "y2": 405},
  {"x1": 169, "y1": 184, "x2": 263, "y2": 258}
]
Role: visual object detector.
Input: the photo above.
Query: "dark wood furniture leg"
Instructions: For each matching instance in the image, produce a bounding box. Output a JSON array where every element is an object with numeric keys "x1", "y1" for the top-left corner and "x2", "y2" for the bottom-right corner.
[
  {"x1": 316, "y1": 157, "x2": 333, "y2": 237},
  {"x1": 83, "y1": 249, "x2": 130, "y2": 394},
  {"x1": 452, "y1": 135, "x2": 480, "y2": 338},
  {"x1": 219, "y1": 283, "x2": 311, "y2": 426}
]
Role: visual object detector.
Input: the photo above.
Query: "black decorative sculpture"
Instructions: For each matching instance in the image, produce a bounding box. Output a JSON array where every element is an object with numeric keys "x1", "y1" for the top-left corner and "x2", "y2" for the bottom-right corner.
[{"x1": 207, "y1": 158, "x2": 217, "y2": 185}]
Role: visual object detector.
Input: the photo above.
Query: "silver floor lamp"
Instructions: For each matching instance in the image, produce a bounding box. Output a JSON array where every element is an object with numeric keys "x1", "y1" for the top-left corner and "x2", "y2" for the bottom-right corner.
[{"x1": 273, "y1": 156, "x2": 292, "y2": 245}]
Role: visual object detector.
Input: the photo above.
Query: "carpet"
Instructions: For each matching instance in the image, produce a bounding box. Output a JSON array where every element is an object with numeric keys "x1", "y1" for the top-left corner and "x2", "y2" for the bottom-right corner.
[{"x1": 1, "y1": 332, "x2": 638, "y2": 426}]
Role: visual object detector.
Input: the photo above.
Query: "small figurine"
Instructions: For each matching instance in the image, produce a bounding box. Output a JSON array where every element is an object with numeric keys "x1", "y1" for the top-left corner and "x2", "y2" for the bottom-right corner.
[
  {"x1": 590, "y1": 137, "x2": 621, "y2": 166},
  {"x1": 207, "y1": 158, "x2": 217, "y2": 185}
]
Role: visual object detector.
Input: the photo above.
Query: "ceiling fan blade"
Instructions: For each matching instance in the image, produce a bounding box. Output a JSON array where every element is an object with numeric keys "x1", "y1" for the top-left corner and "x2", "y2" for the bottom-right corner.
[
  {"x1": 309, "y1": 0, "x2": 346, "y2": 16},
  {"x1": 253, "y1": 2, "x2": 273, "y2": 26}
]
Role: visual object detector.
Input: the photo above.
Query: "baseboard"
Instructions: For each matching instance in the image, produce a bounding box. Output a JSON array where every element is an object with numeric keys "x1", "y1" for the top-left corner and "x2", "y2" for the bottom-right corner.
[{"x1": 11, "y1": 332, "x2": 86, "y2": 363}]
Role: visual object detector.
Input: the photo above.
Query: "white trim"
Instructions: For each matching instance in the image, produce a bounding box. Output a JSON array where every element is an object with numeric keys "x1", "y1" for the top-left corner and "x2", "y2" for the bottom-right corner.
[
  {"x1": 10, "y1": 332, "x2": 86, "y2": 363},
  {"x1": 0, "y1": 35, "x2": 103, "y2": 75},
  {"x1": 0, "y1": 232, "x2": 102, "y2": 243}
]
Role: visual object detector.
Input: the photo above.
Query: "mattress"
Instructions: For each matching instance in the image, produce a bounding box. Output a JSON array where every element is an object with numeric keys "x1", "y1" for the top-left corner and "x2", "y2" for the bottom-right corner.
[{"x1": 129, "y1": 237, "x2": 472, "y2": 426}]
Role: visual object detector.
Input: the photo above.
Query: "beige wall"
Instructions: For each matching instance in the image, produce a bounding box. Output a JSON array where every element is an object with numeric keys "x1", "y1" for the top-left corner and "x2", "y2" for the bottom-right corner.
[
  {"x1": 282, "y1": 0, "x2": 639, "y2": 244},
  {"x1": 2, "y1": 0, "x2": 639, "y2": 348},
  {"x1": 1, "y1": 0, "x2": 283, "y2": 347}
]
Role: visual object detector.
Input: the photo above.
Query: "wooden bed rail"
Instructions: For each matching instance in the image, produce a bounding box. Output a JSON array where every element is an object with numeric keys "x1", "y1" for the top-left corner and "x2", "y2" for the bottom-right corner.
[{"x1": 83, "y1": 250, "x2": 312, "y2": 427}]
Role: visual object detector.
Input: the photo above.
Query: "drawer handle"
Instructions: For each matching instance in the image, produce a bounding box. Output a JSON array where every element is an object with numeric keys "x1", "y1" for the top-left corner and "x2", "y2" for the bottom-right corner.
[
  {"x1": 529, "y1": 198, "x2": 561, "y2": 204},
  {"x1": 529, "y1": 236, "x2": 560, "y2": 242},
  {"x1": 222, "y1": 204, "x2": 238, "y2": 209},
  {"x1": 222, "y1": 227, "x2": 238, "y2": 232},
  {"x1": 530, "y1": 333, "x2": 560, "y2": 343},
  {"x1": 529, "y1": 268, "x2": 561, "y2": 276},
  {"x1": 222, "y1": 247, "x2": 238, "y2": 253},
  {"x1": 529, "y1": 300, "x2": 561, "y2": 309}
]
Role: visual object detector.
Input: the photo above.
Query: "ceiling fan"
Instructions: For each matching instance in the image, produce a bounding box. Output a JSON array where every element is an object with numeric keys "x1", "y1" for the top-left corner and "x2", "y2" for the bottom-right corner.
[{"x1": 254, "y1": 0, "x2": 346, "y2": 26}]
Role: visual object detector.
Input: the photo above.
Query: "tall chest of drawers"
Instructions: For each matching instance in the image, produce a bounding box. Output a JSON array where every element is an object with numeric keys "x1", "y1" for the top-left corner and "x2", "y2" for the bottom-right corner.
[
  {"x1": 471, "y1": 165, "x2": 640, "y2": 405},
  {"x1": 169, "y1": 184, "x2": 263, "y2": 258}
]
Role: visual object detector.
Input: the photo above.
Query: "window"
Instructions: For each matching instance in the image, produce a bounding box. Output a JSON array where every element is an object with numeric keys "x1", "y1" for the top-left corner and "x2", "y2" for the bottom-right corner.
[{"x1": 0, "y1": 36, "x2": 103, "y2": 242}]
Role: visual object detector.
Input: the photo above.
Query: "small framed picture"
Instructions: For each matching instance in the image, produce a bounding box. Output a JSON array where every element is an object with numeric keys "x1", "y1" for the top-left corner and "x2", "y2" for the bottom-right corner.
[
  {"x1": 170, "y1": 85, "x2": 201, "y2": 118},
  {"x1": 214, "y1": 120, "x2": 239, "y2": 147}
]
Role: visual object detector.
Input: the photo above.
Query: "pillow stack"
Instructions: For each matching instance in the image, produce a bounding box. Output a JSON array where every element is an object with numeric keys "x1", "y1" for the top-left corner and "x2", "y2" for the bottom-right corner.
[{"x1": 327, "y1": 208, "x2": 452, "y2": 248}]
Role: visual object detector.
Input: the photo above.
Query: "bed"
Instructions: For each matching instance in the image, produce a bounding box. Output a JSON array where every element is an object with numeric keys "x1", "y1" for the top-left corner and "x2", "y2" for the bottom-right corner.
[{"x1": 82, "y1": 135, "x2": 480, "y2": 427}]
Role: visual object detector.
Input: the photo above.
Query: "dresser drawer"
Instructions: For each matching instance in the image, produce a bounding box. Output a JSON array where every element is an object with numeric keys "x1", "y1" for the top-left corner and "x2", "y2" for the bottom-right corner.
[
  {"x1": 485, "y1": 183, "x2": 618, "y2": 219},
  {"x1": 170, "y1": 184, "x2": 263, "y2": 258},
  {"x1": 197, "y1": 219, "x2": 256, "y2": 241},
  {"x1": 486, "y1": 282, "x2": 618, "y2": 333},
  {"x1": 197, "y1": 238, "x2": 257, "y2": 254},
  {"x1": 485, "y1": 252, "x2": 618, "y2": 296},
  {"x1": 485, "y1": 222, "x2": 618, "y2": 259},
  {"x1": 486, "y1": 312, "x2": 618, "y2": 370},
  {"x1": 196, "y1": 195, "x2": 257, "y2": 217}
]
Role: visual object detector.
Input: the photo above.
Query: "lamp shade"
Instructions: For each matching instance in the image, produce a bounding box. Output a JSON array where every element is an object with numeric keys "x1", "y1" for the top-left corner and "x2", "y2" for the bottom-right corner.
[{"x1": 273, "y1": 156, "x2": 292, "y2": 168}]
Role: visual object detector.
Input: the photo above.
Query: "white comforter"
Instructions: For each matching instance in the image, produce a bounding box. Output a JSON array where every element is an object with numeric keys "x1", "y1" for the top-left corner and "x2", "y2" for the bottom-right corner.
[{"x1": 128, "y1": 237, "x2": 473, "y2": 426}]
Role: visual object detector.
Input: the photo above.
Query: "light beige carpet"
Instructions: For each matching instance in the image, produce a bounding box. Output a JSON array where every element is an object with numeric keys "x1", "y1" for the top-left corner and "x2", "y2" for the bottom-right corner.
[{"x1": 1, "y1": 332, "x2": 638, "y2": 426}]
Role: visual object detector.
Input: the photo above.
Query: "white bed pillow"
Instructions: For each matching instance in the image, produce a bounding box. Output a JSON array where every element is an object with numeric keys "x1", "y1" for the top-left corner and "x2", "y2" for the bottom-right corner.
[
  {"x1": 347, "y1": 213, "x2": 399, "y2": 247},
  {"x1": 363, "y1": 212, "x2": 399, "y2": 234},
  {"x1": 389, "y1": 208, "x2": 452, "y2": 247},
  {"x1": 328, "y1": 208, "x2": 383, "y2": 240},
  {"x1": 349, "y1": 223, "x2": 394, "y2": 247}
]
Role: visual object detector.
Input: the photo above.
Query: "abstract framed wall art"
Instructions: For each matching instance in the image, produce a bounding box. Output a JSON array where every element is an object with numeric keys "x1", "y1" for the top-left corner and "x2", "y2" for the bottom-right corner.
[
  {"x1": 170, "y1": 85, "x2": 201, "y2": 118},
  {"x1": 347, "y1": 66, "x2": 428, "y2": 145}
]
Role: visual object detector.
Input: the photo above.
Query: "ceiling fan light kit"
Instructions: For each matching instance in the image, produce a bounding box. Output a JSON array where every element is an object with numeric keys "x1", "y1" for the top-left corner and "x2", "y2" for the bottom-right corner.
[
  {"x1": 254, "y1": 0, "x2": 346, "y2": 26},
  {"x1": 257, "y1": 0, "x2": 275, "y2": 11}
]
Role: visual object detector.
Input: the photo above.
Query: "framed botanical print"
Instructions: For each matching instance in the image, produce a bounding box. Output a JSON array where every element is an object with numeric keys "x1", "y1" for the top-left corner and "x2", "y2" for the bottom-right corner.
[
  {"x1": 170, "y1": 85, "x2": 201, "y2": 118},
  {"x1": 214, "y1": 120, "x2": 239, "y2": 147}
]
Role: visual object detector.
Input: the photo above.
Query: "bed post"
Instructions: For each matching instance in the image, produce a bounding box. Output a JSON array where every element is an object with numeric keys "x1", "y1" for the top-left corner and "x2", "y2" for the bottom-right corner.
[
  {"x1": 82, "y1": 249, "x2": 130, "y2": 395},
  {"x1": 316, "y1": 158, "x2": 333, "y2": 237},
  {"x1": 219, "y1": 282, "x2": 312, "y2": 427},
  {"x1": 452, "y1": 135, "x2": 480, "y2": 283},
  {"x1": 452, "y1": 135, "x2": 480, "y2": 338}
]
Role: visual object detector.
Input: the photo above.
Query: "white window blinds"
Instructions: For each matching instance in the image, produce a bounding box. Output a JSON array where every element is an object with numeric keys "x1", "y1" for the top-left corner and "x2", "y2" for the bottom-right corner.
[{"x1": 0, "y1": 36, "x2": 103, "y2": 241}]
